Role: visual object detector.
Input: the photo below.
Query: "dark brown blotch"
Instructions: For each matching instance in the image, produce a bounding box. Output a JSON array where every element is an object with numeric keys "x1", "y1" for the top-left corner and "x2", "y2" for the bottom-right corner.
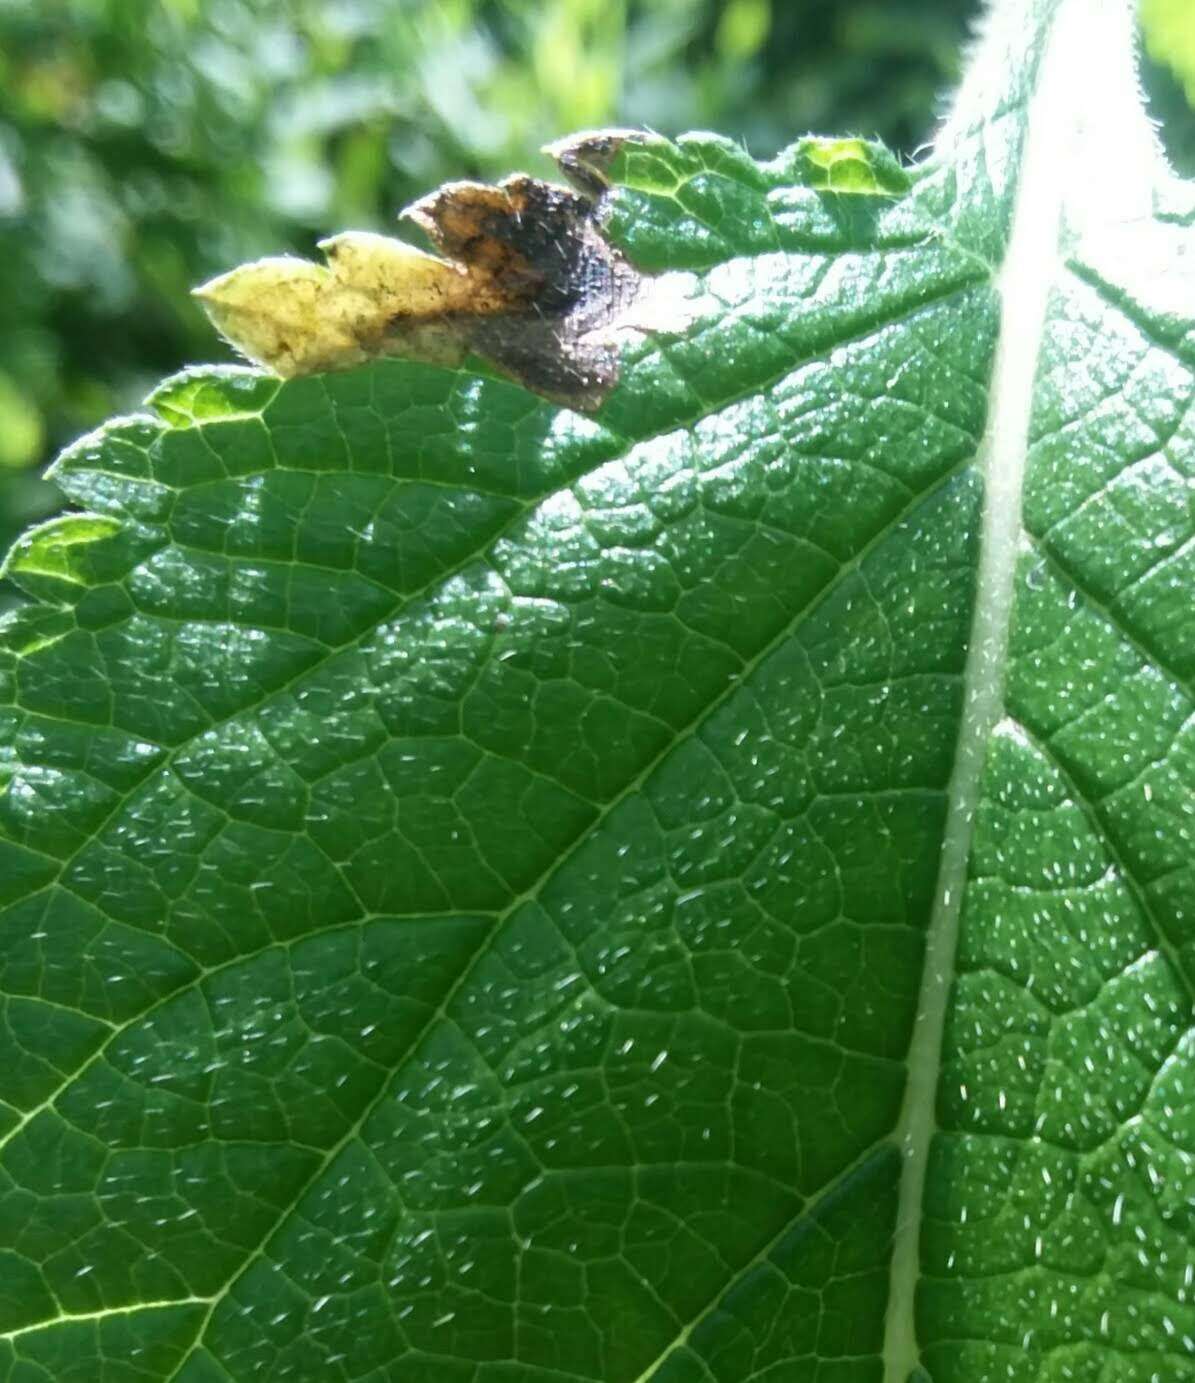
[{"x1": 401, "y1": 168, "x2": 640, "y2": 410}]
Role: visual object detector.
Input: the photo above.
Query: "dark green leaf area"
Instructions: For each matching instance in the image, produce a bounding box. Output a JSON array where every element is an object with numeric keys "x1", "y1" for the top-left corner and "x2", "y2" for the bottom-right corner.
[
  {"x1": 651, "y1": 1147, "x2": 901, "y2": 1383},
  {"x1": 0, "y1": 1303, "x2": 209, "y2": 1381},
  {"x1": 170, "y1": 473, "x2": 977, "y2": 1380}
]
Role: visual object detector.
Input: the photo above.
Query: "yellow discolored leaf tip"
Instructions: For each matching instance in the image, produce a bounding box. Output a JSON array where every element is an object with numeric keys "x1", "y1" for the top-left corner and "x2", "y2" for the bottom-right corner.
[
  {"x1": 193, "y1": 238, "x2": 471, "y2": 379},
  {"x1": 193, "y1": 255, "x2": 339, "y2": 378}
]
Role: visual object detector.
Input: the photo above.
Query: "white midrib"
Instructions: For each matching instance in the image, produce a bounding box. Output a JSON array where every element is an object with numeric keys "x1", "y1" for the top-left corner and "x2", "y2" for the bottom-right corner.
[{"x1": 880, "y1": 2, "x2": 1092, "y2": 1377}]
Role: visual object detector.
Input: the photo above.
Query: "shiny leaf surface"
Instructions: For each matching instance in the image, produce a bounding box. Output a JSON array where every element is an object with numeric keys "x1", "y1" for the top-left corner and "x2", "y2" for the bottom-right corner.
[{"x1": 1, "y1": 1, "x2": 1192, "y2": 1379}]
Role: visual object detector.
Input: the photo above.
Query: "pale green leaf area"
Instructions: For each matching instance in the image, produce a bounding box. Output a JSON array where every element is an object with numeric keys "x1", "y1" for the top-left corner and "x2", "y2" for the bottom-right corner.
[{"x1": 1, "y1": 0, "x2": 1193, "y2": 1380}]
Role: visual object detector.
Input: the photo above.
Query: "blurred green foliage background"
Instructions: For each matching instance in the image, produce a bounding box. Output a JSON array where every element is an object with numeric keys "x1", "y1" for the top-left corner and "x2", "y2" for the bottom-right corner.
[{"x1": 1, "y1": 0, "x2": 1193, "y2": 602}]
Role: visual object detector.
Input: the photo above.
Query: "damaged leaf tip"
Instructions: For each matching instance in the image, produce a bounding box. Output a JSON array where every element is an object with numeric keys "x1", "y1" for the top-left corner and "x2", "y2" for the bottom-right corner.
[
  {"x1": 196, "y1": 135, "x2": 651, "y2": 410},
  {"x1": 544, "y1": 128, "x2": 640, "y2": 196}
]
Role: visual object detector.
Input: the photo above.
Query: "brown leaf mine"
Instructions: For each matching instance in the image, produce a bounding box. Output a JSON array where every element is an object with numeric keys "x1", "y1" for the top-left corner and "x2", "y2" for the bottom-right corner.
[{"x1": 194, "y1": 142, "x2": 642, "y2": 410}]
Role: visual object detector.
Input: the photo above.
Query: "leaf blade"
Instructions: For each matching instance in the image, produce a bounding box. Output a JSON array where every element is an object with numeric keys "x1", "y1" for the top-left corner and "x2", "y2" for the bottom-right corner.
[{"x1": 2, "y1": 1, "x2": 1193, "y2": 1378}]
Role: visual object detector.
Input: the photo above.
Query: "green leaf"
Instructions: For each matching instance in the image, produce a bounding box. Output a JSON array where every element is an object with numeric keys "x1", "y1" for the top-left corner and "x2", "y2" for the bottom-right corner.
[{"x1": 2, "y1": 0, "x2": 1193, "y2": 1379}]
